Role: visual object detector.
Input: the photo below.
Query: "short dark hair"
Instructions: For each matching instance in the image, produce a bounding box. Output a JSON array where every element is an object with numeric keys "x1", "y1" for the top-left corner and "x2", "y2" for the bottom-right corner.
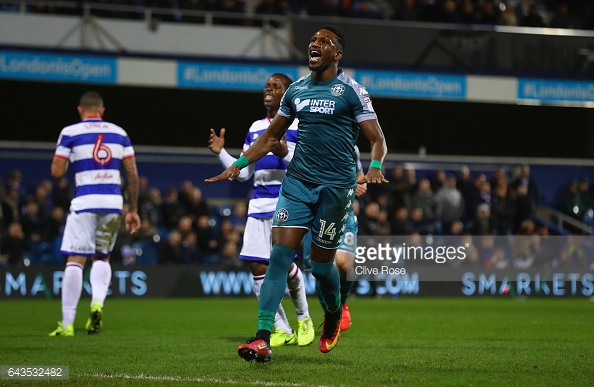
[
  {"x1": 270, "y1": 73, "x2": 293, "y2": 90},
  {"x1": 319, "y1": 25, "x2": 345, "y2": 51},
  {"x1": 79, "y1": 91, "x2": 104, "y2": 109}
]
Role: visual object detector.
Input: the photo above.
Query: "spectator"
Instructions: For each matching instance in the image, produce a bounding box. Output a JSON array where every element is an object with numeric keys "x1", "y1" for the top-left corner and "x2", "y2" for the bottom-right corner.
[
  {"x1": 556, "y1": 180, "x2": 583, "y2": 221},
  {"x1": 436, "y1": 0, "x2": 459, "y2": 23},
  {"x1": 176, "y1": 215, "x2": 195, "y2": 241},
  {"x1": 51, "y1": 177, "x2": 74, "y2": 213},
  {"x1": 42, "y1": 206, "x2": 66, "y2": 243},
  {"x1": 458, "y1": 0, "x2": 477, "y2": 24},
  {"x1": 485, "y1": 246, "x2": 510, "y2": 269},
  {"x1": 32, "y1": 182, "x2": 52, "y2": 219},
  {"x1": 20, "y1": 200, "x2": 45, "y2": 246},
  {"x1": 490, "y1": 184, "x2": 514, "y2": 235},
  {"x1": 411, "y1": 178, "x2": 437, "y2": 221},
  {"x1": 459, "y1": 234, "x2": 480, "y2": 267},
  {"x1": 511, "y1": 164, "x2": 539, "y2": 208},
  {"x1": 512, "y1": 184, "x2": 535, "y2": 234},
  {"x1": 137, "y1": 176, "x2": 150, "y2": 212},
  {"x1": 498, "y1": 2, "x2": 518, "y2": 26},
  {"x1": 434, "y1": 174, "x2": 464, "y2": 233},
  {"x1": 464, "y1": 173, "x2": 488, "y2": 225},
  {"x1": 430, "y1": 168, "x2": 446, "y2": 193},
  {"x1": 6, "y1": 169, "x2": 27, "y2": 204},
  {"x1": 391, "y1": 206, "x2": 414, "y2": 235},
  {"x1": 577, "y1": 178, "x2": 592, "y2": 215},
  {"x1": 140, "y1": 187, "x2": 163, "y2": 228},
  {"x1": 0, "y1": 222, "x2": 27, "y2": 266},
  {"x1": 489, "y1": 166, "x2": 508, "y2": 192},
  {"x1": 522, "y1": 3, "x2": 546, "y2": 27},
  {"x1": 534, "y1": 224, "x2": 558, "y2": 268},
  {"x1": 229, "y1": 201, "x2": 247, "y2": 236},
  {"x1": 470, "y1": 203, "x2": 493, "y2": 236},
  {"x1": 0, "y1": 187, "x2": 21, "y2": 232},
  {"x1": 409, "y1": 206, "x2": 435, "y2": 235},
  {"x1": 476, "y1": 0, "x2": 498, "y2": 25},
  {"x1": 389, "y1": 164, "x2": 411, "y2": 211},
  {"x1": 359, "y1": 201, "x2": 381, "y2": 235},
  {"x1": 511, "y1": 219, "x2": 537, "y2": 269},
  {"x1": 186, "y1": 186, "x2": 210, "y2": 221},
  {"x1": 160, "y1": 187, "x2": 185, "y2": 231},
  {"x1": 220, "y1": 240, "x2": 243, "y2": 267},
  {"x1": 178, "y1": 180, "x2": 195, "y2": 213},
  {"x1": 549, "y1": 2, "x2": 580, "y2": 29},
  {"x1": 194, "y1": 214, "x2": 219, "y2": 261},
  {"x1": 457, "y1": 166, "x2": 475, "y2": 223},
  {"x1": 157, "y1": 230, "x2": 185, "y2": 264},
  {"x1": 557, "y1": 234, "x2": 591, "y2": 269}
]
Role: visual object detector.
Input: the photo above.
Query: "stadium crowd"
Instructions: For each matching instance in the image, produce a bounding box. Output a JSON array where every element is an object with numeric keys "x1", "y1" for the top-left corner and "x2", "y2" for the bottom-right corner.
[
  {"x1": 1, "y1": 0, "x2": 593, "y2": 30},
  {"x1": 1, "y1": 163, "x2": 593, "y2": 270}
]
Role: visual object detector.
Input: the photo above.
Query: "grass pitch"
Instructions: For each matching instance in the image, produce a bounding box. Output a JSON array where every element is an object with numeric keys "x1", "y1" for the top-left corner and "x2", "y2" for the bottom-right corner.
[{"x1": 0, "y1": 297, "x2": 592, "y2": 386}]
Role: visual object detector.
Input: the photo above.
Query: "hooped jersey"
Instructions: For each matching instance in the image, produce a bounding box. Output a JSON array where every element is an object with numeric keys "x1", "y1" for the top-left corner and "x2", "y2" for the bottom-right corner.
[
  {"x1": 242, "y1": 117, "x2": 299, "y2": 218},
  {"x1": 278, "y1": 69, "x2": 377, "y2": 188},
  {"x1": 54, "y1": 118, "x2": 134, "y2": 214}
]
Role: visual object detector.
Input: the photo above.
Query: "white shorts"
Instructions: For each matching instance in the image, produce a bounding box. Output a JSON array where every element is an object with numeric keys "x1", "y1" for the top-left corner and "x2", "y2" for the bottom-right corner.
[
  {"x1": 239, "y1": 216, "x2": 272, "y2": 262},
  {"x1": 61, "y1": 211, "x2": 122, "y2": 258}
]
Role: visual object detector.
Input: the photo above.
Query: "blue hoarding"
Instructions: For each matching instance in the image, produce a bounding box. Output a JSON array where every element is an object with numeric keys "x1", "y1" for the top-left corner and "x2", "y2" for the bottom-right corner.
[
  {"x1": 0, "y1": 50, "x2": 117, "y2": 83},
  {"x1": 518, "y1": 79, "x2": 594, "y2": 104},
  {"x1": 177, "y1": 62, "x2": 300, "y2": 91},
  {"x1": 355, "y1": 70, "x2": 466, "y2": 100}
]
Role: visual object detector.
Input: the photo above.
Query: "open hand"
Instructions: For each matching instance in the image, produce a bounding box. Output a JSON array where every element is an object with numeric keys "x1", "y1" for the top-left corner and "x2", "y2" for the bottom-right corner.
[
  {"x1": 205, "y1": 165, "x2": 241, "y2": 182},
  {"x1": 208, "y1": 128, "x2": 225, "y2": 155},
  {"x1": 358, "y1": 168, "x2": 389, "y2": 184}
]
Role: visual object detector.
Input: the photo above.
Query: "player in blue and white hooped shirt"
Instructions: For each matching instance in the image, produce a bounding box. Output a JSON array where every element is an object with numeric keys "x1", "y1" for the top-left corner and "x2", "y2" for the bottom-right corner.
[
  {"x1": 208, "y1": 74, "x2": 314, "y2": 348},
  {"x1": 49, "y1": 91, "x2": 141, "y2": 337}
]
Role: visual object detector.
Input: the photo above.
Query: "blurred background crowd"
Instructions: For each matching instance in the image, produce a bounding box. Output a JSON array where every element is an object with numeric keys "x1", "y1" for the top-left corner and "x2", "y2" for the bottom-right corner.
[
  {"x1": 2, "y1": 163, "x2": 593, "y2": 270},
  {"x1": 1, "y1": 0, "x2": 594, "y2": 30}
]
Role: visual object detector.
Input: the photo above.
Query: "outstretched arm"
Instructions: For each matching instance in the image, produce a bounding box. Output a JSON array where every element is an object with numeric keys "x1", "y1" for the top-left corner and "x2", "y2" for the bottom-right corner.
[
  {"x1": 205, "y1": 115, "x2": 292, "y2": 182},
  {"x1": 208, "y1": 128, "x2": 254, "y2": 182},
  {"x1": 358, "y1": 119, "x2": 389, "y2": 184}
]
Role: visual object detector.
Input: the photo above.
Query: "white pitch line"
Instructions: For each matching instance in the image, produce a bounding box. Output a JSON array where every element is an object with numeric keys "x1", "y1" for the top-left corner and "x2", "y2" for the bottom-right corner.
[{"x1": 82, "y1": 373, "x2": 331, "y2": 387}]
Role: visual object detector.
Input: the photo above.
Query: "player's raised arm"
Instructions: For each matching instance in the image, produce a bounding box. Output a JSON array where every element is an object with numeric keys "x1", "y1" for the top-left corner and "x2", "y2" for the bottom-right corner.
[
  {"x1": 358, "y1": 119, "x2": 389, "y2": 184},
  {"x1": 205, "y1": 115, "x2": 293, "y2": 182}
]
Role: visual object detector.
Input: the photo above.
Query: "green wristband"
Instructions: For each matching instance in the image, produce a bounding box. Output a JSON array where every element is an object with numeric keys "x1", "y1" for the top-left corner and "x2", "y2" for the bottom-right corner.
[
  {"x1": 233, "y1": 155, "x2": 250, "y2": 169},
  {"x1": 369, "y1": 160, "x2": 383, "y2": 169}
]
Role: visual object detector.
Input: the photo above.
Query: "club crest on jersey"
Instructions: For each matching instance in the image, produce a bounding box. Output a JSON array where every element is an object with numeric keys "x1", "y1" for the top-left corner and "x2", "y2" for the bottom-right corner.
[
  {"x1": 276, "y1": 208, "x2": 289, "y2": 223},
  {"x1": 331, "y1": 84, "x2": 345, "y2": 96}
]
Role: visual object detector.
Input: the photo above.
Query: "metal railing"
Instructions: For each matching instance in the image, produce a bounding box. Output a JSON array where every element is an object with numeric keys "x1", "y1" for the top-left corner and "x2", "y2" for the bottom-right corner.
[
  {"x1": 1, "y1": 0, "x2": 290, "y2": 26},
  {"x1": 537, "y1": 206, "x2": 593, "y2": 235},
  {"x1": 1, "y1": 0, "x2": 305, "y2": 57}
]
